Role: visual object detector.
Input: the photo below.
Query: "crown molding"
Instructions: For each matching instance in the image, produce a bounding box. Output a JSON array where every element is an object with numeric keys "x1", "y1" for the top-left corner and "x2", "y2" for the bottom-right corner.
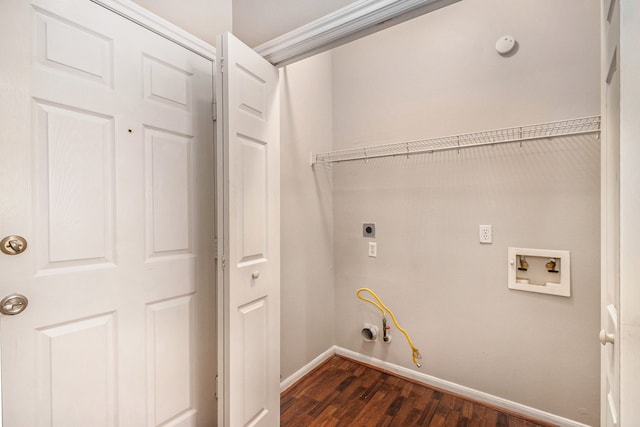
[
  {"x1": 255, "y1": 0, "x2": 459, "y2": 66},
  {"x1": 90, "y1": 0, "x2": 216, "y2": 60}
]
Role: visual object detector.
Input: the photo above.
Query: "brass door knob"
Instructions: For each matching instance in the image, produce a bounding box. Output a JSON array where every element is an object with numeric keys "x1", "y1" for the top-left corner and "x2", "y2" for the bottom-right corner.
[
  {"x1": 0, "y1": 235, "x2": 27, "y2": 255},
  {"x1": 0, "y1": 294, "x2": 28, "y2": 316}
]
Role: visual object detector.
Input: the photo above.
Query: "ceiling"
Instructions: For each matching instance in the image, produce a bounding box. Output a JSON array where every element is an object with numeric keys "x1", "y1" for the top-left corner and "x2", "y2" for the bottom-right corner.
[{"x1": 232, "y1": 0, "x2": 357, "y2": 47}]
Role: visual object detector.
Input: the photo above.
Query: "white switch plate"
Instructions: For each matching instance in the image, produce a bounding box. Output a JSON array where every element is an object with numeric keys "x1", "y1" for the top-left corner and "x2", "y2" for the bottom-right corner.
[
  {"x1": 479, "y1": 224, "x2": 492, "y2": 243},
  {"x1": 368, "y1": 242, "x2": 377, "y2": 257}
]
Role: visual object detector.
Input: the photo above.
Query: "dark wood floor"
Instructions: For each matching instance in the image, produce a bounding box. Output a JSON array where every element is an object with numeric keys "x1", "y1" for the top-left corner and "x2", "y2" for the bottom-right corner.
[{"x1": 281, "y1": 356, "x2": 552, "y2": 427}]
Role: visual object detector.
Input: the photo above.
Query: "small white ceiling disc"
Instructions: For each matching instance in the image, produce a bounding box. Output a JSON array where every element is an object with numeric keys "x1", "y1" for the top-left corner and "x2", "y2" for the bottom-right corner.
[{"x1": 496, "y1": 35, "x2": 516, "y2": 55}]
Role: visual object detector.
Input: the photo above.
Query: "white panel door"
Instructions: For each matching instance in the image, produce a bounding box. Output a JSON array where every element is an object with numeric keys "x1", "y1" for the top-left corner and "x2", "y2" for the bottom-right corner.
[
  {"x1": 601, "y1": 0, "x2": 620, "y2": 426},
  {"x1": 0, "y1": 1, "x2": 215, "y2": 425},
  {"x1": 216, "y1": 33, "x2": 280, "y2": 427}
]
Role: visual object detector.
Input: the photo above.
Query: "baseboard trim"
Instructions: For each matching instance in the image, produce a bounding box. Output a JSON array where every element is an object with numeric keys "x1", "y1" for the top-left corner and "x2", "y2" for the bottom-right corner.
[
  {"x1": 280, "y1": 346, "x2": 337, "y2": 392},
  {"x1": 281, "y1": 346, "x2": 590, "y2": 427},
  {"x1": 333, "y1": 347, "x2": 590, "y2": 427}
]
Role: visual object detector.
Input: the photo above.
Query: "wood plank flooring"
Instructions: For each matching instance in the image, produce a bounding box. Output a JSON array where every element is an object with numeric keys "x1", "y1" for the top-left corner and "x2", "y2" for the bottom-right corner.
[{"x1": 281, "y1": 356, "x2": 553, "y2": 427}]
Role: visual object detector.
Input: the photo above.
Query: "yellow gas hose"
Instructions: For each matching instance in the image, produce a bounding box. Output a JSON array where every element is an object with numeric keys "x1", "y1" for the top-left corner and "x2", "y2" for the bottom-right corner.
[{"x1": 356, "y1": 288, "x2": 423, "y2": 368}]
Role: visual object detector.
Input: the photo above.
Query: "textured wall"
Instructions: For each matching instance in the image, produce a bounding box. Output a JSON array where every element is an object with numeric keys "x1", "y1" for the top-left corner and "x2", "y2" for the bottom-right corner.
[{"x1": 330, "y1": 0, "x2": 600, "y2": 424}]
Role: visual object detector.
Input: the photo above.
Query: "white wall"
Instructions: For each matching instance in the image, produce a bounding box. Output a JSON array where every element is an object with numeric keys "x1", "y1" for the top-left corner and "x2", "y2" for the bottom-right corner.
[
  {"x1": 330, "y1": 0, "x2": 600, "y2": 425},
  {"x1": 279, "y1": 52, "x2": 335, "y2": 380},
  {"x1": 131, "y1": 0, "x2": 231, "y2": 46}
]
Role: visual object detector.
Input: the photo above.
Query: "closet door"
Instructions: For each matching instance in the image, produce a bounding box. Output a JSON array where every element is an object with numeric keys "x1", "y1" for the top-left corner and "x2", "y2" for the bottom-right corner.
[
  {"x1": 601, "y1": 0, "x2": 620, "y2": 426},
  {"x1": 216, "y1": 33, "x2": 280, "y2": 427},
  {"x1": 0, "y1": 1, "x2": 215, "y2": 425}
]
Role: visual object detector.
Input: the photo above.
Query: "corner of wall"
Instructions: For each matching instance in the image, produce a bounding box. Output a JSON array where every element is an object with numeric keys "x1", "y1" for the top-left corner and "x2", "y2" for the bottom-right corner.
[{"x1": 279, "y1": 51, "x2": 336, "y2": 380}]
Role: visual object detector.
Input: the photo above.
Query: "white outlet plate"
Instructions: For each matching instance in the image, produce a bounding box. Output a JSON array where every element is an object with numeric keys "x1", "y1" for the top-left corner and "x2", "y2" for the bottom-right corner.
[
  {"x1": 368, "y1": 242, "x2": 377, "y2": 257},
  {"x1": 479, "y1": 224, "x2": 492, "y2": 243}
]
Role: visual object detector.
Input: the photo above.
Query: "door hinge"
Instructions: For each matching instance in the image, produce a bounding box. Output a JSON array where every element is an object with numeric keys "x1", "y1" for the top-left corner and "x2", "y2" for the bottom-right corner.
[
  {"x1": 221, "y1": 256, "x2": 226, "y2": 270},
  {"x1": 215, "y1": 374, "x2": 219, "y2": 400},
  {"x1": 212, "y1": 101, "x2": 217, "y2": 121},
  {"x1": 220, "y1": 58, "x2": 224, "y2": 73},
  {"x1": 213, "y1": 238, "x2": 218, "y2": 259}
]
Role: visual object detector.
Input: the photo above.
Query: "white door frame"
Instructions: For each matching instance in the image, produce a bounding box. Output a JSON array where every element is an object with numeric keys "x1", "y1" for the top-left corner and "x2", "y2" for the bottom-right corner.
[
  {"x1": 616, "y1": 0, "x2": 640, "y2": 425},
  {"x1": 601, "y1": 0, "x2": 640, "y2": 425},
  {"x1": 600, "y1": 0, "x2": 621, "y2": 424}
]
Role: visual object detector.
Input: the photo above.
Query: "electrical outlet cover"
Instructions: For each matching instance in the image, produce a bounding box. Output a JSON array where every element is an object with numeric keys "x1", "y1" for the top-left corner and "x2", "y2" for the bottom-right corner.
[
  {"x1": 368, "y1": 242, "x2": 377, "y2": 257},
  {"x1": 479, "y1": 224, "x2": 492, "y2": 243}
]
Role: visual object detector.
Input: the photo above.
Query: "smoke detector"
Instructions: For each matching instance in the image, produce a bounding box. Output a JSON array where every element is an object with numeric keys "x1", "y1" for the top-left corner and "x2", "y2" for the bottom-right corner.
[{"x1": 496, "y1": 35, "x2": 516, "y2": 55}]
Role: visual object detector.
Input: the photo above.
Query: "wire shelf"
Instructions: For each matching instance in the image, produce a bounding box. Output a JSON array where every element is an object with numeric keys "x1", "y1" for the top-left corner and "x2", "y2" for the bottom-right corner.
[{"x1": 310, "y1": 115, "x2": 601, "y2": 166}]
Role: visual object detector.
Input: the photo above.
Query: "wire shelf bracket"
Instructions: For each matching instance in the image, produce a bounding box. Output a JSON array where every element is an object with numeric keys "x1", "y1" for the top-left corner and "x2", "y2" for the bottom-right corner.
[{"x1": 310, "y1": 115, "x2": 601, "y2": 166}]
